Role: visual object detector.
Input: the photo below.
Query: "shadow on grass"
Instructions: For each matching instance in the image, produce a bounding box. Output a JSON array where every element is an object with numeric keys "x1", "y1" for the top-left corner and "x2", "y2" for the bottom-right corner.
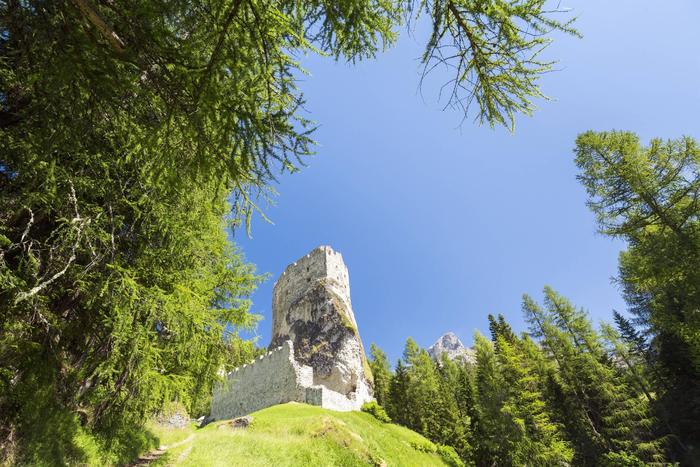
[{"x1": 16, "y1": 388, "x2": 159, "y2": 466}]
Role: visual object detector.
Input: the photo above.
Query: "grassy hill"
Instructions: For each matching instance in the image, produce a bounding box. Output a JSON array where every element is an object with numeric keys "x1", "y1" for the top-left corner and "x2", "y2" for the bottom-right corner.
[{"x1": 146, "y1": 403, "x2": 455, "y2": 466}]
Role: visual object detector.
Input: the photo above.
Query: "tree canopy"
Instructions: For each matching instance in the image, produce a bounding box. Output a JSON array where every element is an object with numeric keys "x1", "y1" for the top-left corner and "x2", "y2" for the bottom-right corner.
[{"x1": 575, "y1": 131, "x2": 700, "y2": 462}]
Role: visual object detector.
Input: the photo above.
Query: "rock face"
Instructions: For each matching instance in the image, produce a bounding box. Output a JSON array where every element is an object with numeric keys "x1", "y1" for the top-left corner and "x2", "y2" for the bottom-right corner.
[
  {"x1": 428, "y1": 332, "x2": 476, "y2": 364},
  {"x1": 270, "y1": 246, "x2": 373, "y2": 404}
]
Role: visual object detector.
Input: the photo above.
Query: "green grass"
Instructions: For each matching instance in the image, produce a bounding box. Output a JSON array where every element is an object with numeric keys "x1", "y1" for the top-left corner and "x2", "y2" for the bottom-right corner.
[
  {"x1": 145, "y1": 420, "x2": 196, "y2": 447},
  {"x1": 148, "y1": 402, "x2": 449, "y2": 466}
]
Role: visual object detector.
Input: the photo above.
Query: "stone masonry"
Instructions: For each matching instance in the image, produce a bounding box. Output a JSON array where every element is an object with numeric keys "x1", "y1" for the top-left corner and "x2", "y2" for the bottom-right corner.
[
  {"x1": 210, "y1": 246, "x2": 374, "y2": 421},
  {"x1": 211, "y1": 340, "x2": 362, "y2": 420}
]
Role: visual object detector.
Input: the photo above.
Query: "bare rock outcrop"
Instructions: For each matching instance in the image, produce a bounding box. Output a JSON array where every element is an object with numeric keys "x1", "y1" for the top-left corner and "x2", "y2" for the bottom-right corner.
[{"x1": 428, "y1": 332, "x2": 476, "y2": 364}]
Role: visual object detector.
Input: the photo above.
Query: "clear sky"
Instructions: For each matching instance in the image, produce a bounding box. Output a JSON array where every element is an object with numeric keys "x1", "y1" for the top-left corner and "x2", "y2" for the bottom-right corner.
[{"x1": 235, "y1": 0, "x2": 700, "y2": 362}]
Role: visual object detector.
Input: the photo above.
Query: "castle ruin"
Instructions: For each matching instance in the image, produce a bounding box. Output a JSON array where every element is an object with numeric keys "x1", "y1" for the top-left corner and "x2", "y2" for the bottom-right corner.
[{"x1": 210, "y1": 246, "x2": 374, "y2": 420}]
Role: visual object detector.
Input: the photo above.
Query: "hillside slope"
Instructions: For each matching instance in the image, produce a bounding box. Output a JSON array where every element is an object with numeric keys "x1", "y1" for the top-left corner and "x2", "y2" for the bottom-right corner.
[{"x1": 148, "y1": 403, "x2": 452, "y2": 466}]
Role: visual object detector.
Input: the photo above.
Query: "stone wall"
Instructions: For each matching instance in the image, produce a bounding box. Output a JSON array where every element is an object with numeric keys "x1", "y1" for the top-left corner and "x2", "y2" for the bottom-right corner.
[
  {"x1": 211, "y1": 341, "x2": 311, "y2": 420},
  {"x1": 210, "y1": 340, "x2": 368, "y2": 421}
]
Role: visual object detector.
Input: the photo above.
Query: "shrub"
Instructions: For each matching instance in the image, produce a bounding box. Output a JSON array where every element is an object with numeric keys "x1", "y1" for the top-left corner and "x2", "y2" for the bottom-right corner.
[
  {"x1": 437, "y1": 444, "x2": 465, "y2": 467},
  {"x1": 361, "y1": 401, "x2": 392, "y2": 423},
  {"x1": 410, "y1": 439, "x2": 437, "y2": 453}
]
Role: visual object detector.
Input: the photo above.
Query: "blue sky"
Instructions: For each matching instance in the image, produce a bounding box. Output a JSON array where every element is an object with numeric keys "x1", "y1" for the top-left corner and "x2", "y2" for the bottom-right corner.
[{"x1": 235, "y1": 1, "x2": 700, "y2": 362}]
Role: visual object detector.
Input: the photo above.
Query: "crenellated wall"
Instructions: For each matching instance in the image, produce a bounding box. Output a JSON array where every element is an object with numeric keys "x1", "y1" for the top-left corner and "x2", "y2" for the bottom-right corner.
[
  {"x1": 211, "y1": 341, "x2": 309, "y2": 420},
  {"x1": 210, "y1": 340, "x2": 366, "y2": 420}
]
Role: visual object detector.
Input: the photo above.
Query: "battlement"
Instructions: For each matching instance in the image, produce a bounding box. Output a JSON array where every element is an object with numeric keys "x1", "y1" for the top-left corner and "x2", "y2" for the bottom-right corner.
[
  {"x1": 210, "y1": 339, "x2": 364, "y2": 420},
  {"x1": 222, "y1": 341, "x2": 310, "y2": 383}
]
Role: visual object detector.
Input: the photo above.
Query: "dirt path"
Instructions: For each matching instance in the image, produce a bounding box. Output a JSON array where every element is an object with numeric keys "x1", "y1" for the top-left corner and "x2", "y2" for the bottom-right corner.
[{"x1": 128, "y1": 434, "x2": 195, "y2": 465}]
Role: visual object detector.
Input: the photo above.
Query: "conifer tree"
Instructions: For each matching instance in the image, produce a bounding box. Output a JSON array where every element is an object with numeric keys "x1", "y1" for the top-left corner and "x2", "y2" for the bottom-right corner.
[
  {"x1": 369, "y1": 343, "x2": 393, "y2": 408},
  {"x1": 455, "y1": 361, "x2": 479, "y2": 458},
  {"x1": 599, "y1": 324, "x2": 666, "y2": 464},
  {"x1": 523, "y1": 287, "x2": 665, "y2": 464},
  {"x1": 435, "y1": 354, "x2": 473, "y2": 461},
  {"x1": 523, "y1": 290, "x2": 610, "y2": 464},
  {"x1": 398, "y1": 339, "x2": 443, "y2": 436},
  {"x1": 575, "y1": 131, "x2": 700, "y2": 459},
  {"x1": 472, "y1": 330, "x2": 574, "y2": 466},
  {"x1": 384, "y1": 339, "x2": 471, "y2": 462},
  {"x1": 472, "y1": 332, "x2": 508, "y2": 464},
  {"x1": 387, "y1": 359, "x2": 411, "y2": 426},
  {"x1": 496, "y1": 334, "x2": 574, "y2": 465},
  {"x1": 612, "y1": 311, "x2": 647, "y2": 357},
  {"x1": 406, "y1": 350, "x2": 453, "y2": 442},
  {"x1": 488, "y1": 313, "x2": 516, "y2": 346}
]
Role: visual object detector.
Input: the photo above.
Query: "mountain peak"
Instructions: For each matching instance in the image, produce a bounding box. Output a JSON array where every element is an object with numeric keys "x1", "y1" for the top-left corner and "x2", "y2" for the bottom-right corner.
[{"x1": 428, "y1": 332, "x2": 475, "y2": 364}]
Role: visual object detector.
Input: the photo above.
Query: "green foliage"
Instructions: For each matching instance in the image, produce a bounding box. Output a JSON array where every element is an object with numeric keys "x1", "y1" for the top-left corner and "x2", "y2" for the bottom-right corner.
[
  {"x1": 379, "y1": 298, "x2": 674, "y2": 465},
  {"x1": 406, "y1": 341, "x2": 463, "y2": 446},
  {"x1": 221, "y1": 337, "x2": 268, "y2": 373},
  {"x1": 470, "y1": 331, "x2": 573, "y2": 465},
  {"x1": 387, "y1": 358, "x2": 411, "y2": 426},
  {"x1": 411, "y1": 0, "x2": 580, "y2": 129},
  {"x1": 436, "y1": 444, "x2": 465, "y2": 467},
  {"x1": 488, "y1": 313, "x2": 516, "y2": 345},
  {"x1": 385, "y1": 339, "x2": 472, "y2": 463},
  {"x1": 9, "y1": 394, "x2": 158, "y2": 467},
  {"x1": 410, "y1": 438, "x2": 437, "y2": 453},
  {"x1": 495, "y1": 334, "x2": 574, "y2": 465},
  {"x1": 600, "y1": 451, "x2": 646, "y2": 467},
  {"x1": 361, "y1": 400, "x2": 392, "y2": 423},
  {"x1": 368, "y1": 343, "x2": 393, "y2": 407},
  {"x1": 575, "y1": 131, "x2": 700, "y2": 461},
  {"x1": 158, "y1": 400, "x2": 190, "y2": 422},
  {"x1": 0, "y1": 117, "x2": 264, "y2": 461},
  {"x1": 612, "y1": 311, "x2": 646, "y2": 357},
  {"x1": 523, "y1": 287, "x2": 666, "y2": 464}
]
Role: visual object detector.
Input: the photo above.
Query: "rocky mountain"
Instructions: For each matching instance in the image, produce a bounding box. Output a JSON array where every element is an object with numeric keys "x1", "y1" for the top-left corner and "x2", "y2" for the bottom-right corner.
[{"x1": 428, "y1": 332, "x2": 476, "y2": 364}]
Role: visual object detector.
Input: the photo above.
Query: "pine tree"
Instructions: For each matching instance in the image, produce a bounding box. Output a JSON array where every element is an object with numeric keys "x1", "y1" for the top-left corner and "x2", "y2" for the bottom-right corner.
[
  {"x1": 403, "y1": 337, "x2": 422, "y2": 363},
  {"x1": 387, "y1": 359, "x2": 410, "y2": 427},
  {"x1": 600, "y1": 324, "x2": 667, "y2": 464},
  {"x1": 472, "y1": 330, "x2": 574, "y2": 466},
  {"x1": 435, "y1": 355, "x2": 473, "y2": 461},
  {"x1": 524, "y1": 289, "x2": 611, "y2": 465},
  {"x1": 523, "y1": 287, "x2": 666, "y2": 464},
  {"x1": 369, "y1": 343, "x2": 393, "y2": 408},
  {"x1": 496, "y1": 334, "x2": 574, "y2": 465},
  {"x1": 612, "y1": 311, "x2": 647, "y2": 357},
  {"x1": 488, "y1": 313, "x2": 516, "y2": 345},
  {"x1": 472, "y1": 332, "x2": 508, "y2": 464},
  {"x1": 575, "y1": 131, "x2": 700, "y2": 460},
  {"x1": 405, "y1": 350, "x2": 450, "y2": 440}
]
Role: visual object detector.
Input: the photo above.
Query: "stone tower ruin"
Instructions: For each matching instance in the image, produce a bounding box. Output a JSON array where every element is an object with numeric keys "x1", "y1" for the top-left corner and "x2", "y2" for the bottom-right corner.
[
  {"x1": 210, "y1": 246, "x2": 374, "y2": 421},
  {"x1": 270, "y1": 245, "x2": 373, "y2": 402}
]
